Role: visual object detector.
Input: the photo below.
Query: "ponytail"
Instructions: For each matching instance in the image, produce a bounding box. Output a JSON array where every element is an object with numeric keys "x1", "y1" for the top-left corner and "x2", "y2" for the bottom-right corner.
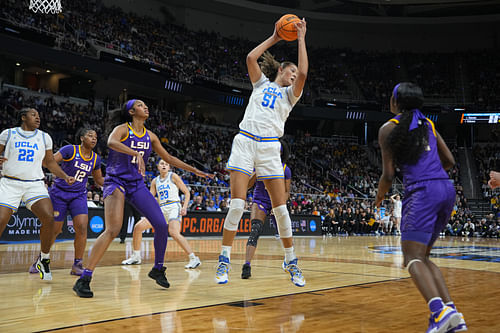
[
  {"x1": 259, "y1": 51, "x2": 294, "y2": 82},
  {"x1": 105, "y1": 100, "x2": 135, "y2": 136},
  {"x1": 386, "y1": 83, "x2": 428, "y2": 166}
]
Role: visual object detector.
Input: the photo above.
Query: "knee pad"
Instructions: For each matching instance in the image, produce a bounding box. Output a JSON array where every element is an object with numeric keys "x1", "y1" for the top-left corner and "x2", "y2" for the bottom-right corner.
[
  {"x1": 247, "y1": 219, "x2": 264, "y2": 247},
  {"x1": 273, "y1": 205, "x2": 292, "y2": 238},
  {"x1": 224, "y1": 198, "x2": 245, "y2": 231}
]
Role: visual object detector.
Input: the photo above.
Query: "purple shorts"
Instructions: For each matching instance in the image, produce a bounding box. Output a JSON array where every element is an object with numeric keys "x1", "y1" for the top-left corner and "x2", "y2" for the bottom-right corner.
[
  {"x1": 103, "y1": 175, "x2": 142, "y2": 199},
  {"x1": 49, "y1": 186, "x2": 88, "y2": 222},
  {"x1": 254, "y1": 198, "x2": 272, "y2": 215},
  {"x1": 401, "y1": 179, "x2": 455, "y2": 246}
]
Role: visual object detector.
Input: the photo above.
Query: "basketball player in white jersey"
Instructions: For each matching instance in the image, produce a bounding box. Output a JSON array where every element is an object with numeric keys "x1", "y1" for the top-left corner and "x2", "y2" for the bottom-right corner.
[
  {"x1": 215, "y1": 18, "x2": 308, "y2": 286},
  {"x1": 122, "y1": 159, "x2": 201, "y2": 269},
  {"x1": 0, "y1": 108, "x2": 75, "y2": 280},
  {"x1": 391, "y1": 194, "x2": 402, "y2": 235}
]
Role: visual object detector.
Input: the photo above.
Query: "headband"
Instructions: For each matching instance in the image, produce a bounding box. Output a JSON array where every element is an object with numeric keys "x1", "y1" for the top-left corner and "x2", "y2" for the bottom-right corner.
[{"x1": 125, "y1": 99, "x2": 137, "y2": 111}]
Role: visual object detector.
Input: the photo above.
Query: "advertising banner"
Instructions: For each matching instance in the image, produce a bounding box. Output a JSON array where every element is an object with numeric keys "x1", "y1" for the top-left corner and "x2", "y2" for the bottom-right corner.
[{"x1": 0, "y1": 208, "x2": 320, "y2": 241}]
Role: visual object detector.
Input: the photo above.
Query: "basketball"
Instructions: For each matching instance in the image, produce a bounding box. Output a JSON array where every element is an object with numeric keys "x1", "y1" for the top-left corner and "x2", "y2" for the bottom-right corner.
[{"x1": 276, "y1": 14, "x2": 300, "y2": 41}]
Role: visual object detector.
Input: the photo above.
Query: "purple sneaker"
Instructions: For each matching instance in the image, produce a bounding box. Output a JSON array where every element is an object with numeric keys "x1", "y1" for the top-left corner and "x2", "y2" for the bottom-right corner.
[
  {"x1": 427, "y1": 306, "x2": 461, "y2": 333},
  {"x1": 29, "y1": 258, "x2": 39, "y2": 274},
  {"x1": 71, "y1": 262, "x2": 84, "y2": 276}
]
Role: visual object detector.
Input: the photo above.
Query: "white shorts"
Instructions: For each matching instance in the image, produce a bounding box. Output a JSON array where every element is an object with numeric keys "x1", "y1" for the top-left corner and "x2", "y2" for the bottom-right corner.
[
  {"x1": 226, "y1": 132, "x2": 283, "y2": 180},
  {"x1": 0, "y1": 177, "x2": 49, "y2": 212},
  {"x1": 160, "y1": 202, "x2": 181, "y2": 222}
]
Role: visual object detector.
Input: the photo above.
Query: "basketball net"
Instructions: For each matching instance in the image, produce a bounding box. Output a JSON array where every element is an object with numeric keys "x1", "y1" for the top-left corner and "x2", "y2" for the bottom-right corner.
[{"x1": 29, "y1": 0, "x2": 62, "y2": 14}]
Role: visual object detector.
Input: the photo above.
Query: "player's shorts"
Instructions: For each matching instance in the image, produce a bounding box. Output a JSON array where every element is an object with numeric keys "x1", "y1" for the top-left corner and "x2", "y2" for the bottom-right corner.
[
  {"x1": 401, "y1": 179, "x2": 455, "y2": 246},
  {"x1": 0, "y1": 177, "x2": 49, "y2": 212},
  {"x1": 49, "y1": 186, "x2": 88, "y2": 222},
  {"x1": 254, "y1": 198, "x2": 272, "y2": 215},
  {"x1": 160, "y1": 202, "x2": 181, "y2": 222},
  {"x1": 226, "y1": 130, "x2": 284, "y2": 180}
]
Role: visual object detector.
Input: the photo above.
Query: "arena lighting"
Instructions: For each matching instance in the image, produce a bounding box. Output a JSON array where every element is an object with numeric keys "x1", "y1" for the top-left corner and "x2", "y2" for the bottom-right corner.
[
  {"x1": 232, "y1": 89, "x2": 241, "y2": 93},
  {"x1": 4, "y1": 27, "x2": 20, "y2": 34},
  {"x1": 15, "y1": 62, "x2": 20, "y2": 66},
  {"x1": 326, "y1": 103, "x2": 336, "y2": 107},
  {"x1": 149, "y1": 67, "x2": 160, "y2": 73},
  {"x1": 114, "y1": 58, "x2": 126, "y2": 63},
  {"x1": 46, "y1": 69, "x2": 50, "y2": 73},
  {"x1": 454, "y1": 108, "x2": 465, "y2": 111}
]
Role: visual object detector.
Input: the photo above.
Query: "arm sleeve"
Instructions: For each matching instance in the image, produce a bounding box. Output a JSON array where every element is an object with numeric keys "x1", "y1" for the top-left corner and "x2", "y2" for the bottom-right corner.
[
  {"x1": 252, "y1": 73, "x2": 268, "y2": 89},
  {"x1": 0, "y1": 129, "x2": 9, "y2": 145}
]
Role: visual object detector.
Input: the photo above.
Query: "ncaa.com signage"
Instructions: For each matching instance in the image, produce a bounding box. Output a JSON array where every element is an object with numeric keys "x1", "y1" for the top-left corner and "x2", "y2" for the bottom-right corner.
[{"x1": 0, "y1": 208, "x2": 319, "y2": 241}]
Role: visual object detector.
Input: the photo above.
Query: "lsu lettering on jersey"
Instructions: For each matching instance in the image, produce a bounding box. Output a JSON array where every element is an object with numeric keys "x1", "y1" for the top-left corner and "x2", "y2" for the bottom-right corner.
[
  {"x1": 0, "y1": 127, "x2": 52, "y2": 180},
  {"x1": 156, "y1": 172, "x2": 180, "y2": 207},
  {"x1": 239, "y1": 73, "x2": 302, "y2": 138}
]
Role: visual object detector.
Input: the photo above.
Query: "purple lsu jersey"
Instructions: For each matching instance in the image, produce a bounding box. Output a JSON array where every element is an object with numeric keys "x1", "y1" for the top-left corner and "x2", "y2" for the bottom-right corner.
[
  {"x1": 54, "y1": 145, "x2": 101, "y2": 193},
  {"x1": 389, "y1": 115, "x2": 448, "y2": 186},
  {"x1": 106, "y1": 124, "x2": 152, "y2": 182},
  {"x1": 253, "y1": 163, "x2": 291, "y2": 210}
]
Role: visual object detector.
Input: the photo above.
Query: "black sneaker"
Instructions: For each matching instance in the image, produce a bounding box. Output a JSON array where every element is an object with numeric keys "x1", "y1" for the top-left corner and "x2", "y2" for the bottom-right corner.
[
  {"x1": 148, "y1": 266, "x2": 170, "y2": 288},
  {"x1": 73, "y1": 275, "x2": 94, "y2": 298},
  {"x1": 241, "y1": 263, "x2": 251, "y2": 279}
]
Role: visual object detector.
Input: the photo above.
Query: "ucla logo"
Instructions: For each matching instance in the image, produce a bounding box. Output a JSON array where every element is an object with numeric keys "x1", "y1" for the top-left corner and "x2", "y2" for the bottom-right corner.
[{"x1": 15, "y1": 141, "x2": 38, "y2": 150}]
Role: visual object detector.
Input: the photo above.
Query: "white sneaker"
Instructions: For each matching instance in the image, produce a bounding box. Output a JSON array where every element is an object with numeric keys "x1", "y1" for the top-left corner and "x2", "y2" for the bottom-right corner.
[
  {"x1": 36, "y1": 256, "x2": 52, "y2": 281},
  {"x1": 215, "y1": 255, "x2": 230, "y2": 284},
  {"x1": 185, "y1": 256, "x2": 201, "y2": 269},
  {"x1": 122, "y1": 255, "x2": 141, "y2": 265},
  {"x1": 282, "y1": 259, "x2": 305, "y2": 287}
]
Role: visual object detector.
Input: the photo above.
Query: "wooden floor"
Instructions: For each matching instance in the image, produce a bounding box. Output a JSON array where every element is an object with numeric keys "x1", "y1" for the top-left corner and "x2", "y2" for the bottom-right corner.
[{"x1": 1, "y1": 235, "x2": 500, "y2": 332}]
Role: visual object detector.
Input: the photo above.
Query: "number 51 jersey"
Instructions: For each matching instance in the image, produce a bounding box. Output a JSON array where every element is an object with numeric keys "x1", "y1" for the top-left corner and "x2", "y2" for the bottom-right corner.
[{"x1": 0, "y1": 127, "x2": 52, "y2": 181}]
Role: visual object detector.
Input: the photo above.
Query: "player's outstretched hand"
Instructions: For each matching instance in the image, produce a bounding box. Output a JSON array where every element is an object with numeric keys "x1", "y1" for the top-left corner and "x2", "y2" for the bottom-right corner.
[
  {"x1": 65, "y1": 176, "x2": 76, "y2": 185},
  {"x1": 295, "y1": 18, "x2": 307, "y2": 40},
  {"x1": 488, "y1": 170, "x2": 500, "y2": 189},
  {"x1": 0, "y1": 157, "x2": 7, "y2": 165},
  {"x1": 195, "y1": 170, "x2": 215, "y2": 179}
]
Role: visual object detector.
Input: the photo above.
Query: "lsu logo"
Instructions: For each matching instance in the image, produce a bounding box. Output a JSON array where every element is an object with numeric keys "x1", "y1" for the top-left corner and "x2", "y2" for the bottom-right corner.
[
  {"x1": 131, "y1": 141, "x2": 150, "y2": 150},
  {"x1": 54, "y1": 211, "x2": 60, "y2": 217}
]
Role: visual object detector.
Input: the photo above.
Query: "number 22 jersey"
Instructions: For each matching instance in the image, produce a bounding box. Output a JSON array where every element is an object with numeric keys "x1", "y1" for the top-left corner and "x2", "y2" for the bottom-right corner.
[{"x1": 0, "y1": 127, "x2": 52, "y2": 181}]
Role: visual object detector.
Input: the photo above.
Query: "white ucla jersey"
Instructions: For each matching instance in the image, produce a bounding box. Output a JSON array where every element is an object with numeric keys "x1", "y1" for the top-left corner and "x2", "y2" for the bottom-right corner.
[
  {"x1": 239, "y1": 73, "x2": 301, "y2": 138},
  {"x1": 0, "y1": 127, "x2": 52, "y2": 180},
  {"x1": 156, "y1": 172, "x2": 180, "y2": 207}
]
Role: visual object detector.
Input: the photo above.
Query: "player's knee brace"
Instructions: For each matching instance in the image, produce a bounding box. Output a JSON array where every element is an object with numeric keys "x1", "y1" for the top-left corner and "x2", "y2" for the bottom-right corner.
[
  {"x1": 247, "y1": 219, "x2": 264, "y2": 247},
  {"x1": 223, "y1": 198, "x2": 245, "y2": 231},
  {"x1": 273, "y1": 204, "x2": 292, "y2": 238},
  {"x1": 406, "y1": 258, "x2": 423, "y2": 272}
]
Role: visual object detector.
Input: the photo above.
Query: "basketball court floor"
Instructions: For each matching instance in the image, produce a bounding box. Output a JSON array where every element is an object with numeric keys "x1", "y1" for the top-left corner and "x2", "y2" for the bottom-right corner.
[{"x1": 1, "y1": 235, "x2": 499, "y2": 332}]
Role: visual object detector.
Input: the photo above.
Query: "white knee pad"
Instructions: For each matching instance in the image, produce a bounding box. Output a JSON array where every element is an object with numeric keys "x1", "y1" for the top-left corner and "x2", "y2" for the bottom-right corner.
[
  {"x1": 223, "y1": 198, "x2": 245, "y2": 231},
  {"x1": 273, "y1": 205, "x2": 292, "y2": 238},
  {"x1": 406, "y1": 258, "x2": 423, "y2": 271}
]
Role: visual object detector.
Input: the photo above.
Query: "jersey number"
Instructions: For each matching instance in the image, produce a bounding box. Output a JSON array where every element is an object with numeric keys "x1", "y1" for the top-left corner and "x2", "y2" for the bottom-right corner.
[
  {"x1": 74, "y1": 170, "x2": 86, "y2": 182},
  {"x1": 159, "y1": 190, "x2": 169, "y2": 200},
  {"x1": 261, "y1": 93, "x2": 277, "y2": 109},
  {"x1": 18, "y1": 149, "x2": 34, "y2": 162},
  {"x1": 131, "y1": 151, "x2": 144, "y2": 164}
]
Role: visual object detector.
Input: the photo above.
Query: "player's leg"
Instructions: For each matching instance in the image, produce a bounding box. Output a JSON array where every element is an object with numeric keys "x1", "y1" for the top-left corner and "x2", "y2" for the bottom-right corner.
[
  {"x1": 73, "y1": 187, "x2": 125, "y2": 298},
  {"x1": 242, "y1": 203, "x2": 267, "y2": 279},
  {"x1": 0, "y1": 207, "x2": 14, "y2": 239},
  {"x1": 69, "y1": 214, "x2": 88, "y2": 275},
  {"x1": 122, "y1": 217, "x2": 151, "y2": 265},
  {"x1": 168, "y1": 216, "x2": 201, "y2": 269},
  {"x1": 215, "y1": 170, "x2": 250, "y2": 284},
  {"x1": 265, "y1": 178, "x2": 305, "y2": 287},
  {"x1": 30, "y1": 197, "x2": 55, "y2": 281},
  {"x1": 128, "y1": 185, "x2": 170, "y2": 288}
]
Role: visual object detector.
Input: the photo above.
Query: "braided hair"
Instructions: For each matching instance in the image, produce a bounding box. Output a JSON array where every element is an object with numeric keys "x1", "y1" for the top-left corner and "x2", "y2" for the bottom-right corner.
[{"x1": 386, "y1": 82, "x2": 428, "y2": 166}]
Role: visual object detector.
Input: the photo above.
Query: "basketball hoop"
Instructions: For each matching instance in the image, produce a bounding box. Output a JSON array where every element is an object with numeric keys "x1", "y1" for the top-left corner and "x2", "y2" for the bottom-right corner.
[{"x1": 29, "y1": 0, "x2": 62, "y2": 14}]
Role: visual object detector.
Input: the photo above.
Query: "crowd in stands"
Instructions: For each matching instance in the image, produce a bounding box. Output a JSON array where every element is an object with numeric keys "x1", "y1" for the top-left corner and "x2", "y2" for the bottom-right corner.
[
  {"x1": 474, "y1": 144, "x2": 500, "y2": 216},
  {"x1": 2, "y1": 0, "x2": 500, "y2": 109},
  {"x1": 5, "y1": 86, "x2": 497, "y2": 240}
]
